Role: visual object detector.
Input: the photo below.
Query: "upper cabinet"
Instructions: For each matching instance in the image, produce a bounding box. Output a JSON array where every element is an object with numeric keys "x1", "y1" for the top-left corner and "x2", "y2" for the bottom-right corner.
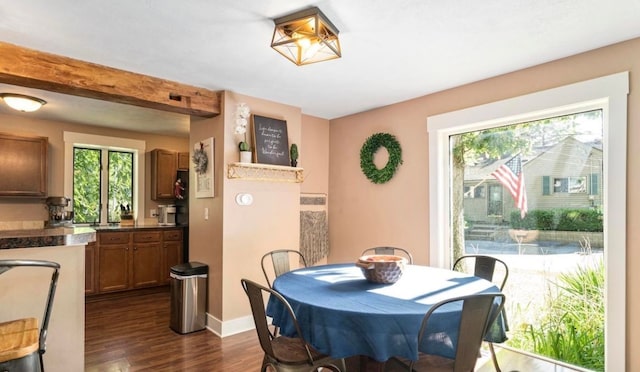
[
  {"x1": 177, "y1": 152, "x2": 189, "y2": 171},
  {"x1": 0, "y1": 133, "x2": 48, "y2": 198},
  {"x1": 150, "y1": 149, "x2": 178, "y2": 200}
]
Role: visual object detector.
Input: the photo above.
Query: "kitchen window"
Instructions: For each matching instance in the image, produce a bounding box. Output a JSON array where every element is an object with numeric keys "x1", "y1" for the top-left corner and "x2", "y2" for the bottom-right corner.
[
  {"x1": 72, "y1": 147, "x2": 134, "y2": 224},
  {"x1": 63, "y1": 132, "x2": 145, "y2": 226}
]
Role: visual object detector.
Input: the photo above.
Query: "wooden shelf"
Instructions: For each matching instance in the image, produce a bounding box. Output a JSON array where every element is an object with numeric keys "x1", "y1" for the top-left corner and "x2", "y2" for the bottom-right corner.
[{"x1": 227, "y1": 162, "x2": 304, "y2": 183}]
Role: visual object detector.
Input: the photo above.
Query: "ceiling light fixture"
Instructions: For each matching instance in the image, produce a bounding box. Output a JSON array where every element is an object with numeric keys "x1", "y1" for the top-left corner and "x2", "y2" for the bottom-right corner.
[
  {"x1": 271, "y1": 7, "x2": 341, "y2": 66},
  {"x1": 0, "y1": 93, "x2": 47, "y2": 112}
]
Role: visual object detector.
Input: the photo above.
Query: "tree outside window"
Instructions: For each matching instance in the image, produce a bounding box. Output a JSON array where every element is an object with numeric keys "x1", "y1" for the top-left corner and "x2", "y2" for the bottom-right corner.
[{"x1": 73, "y1": 147, "x2": 133, "y2": 224}]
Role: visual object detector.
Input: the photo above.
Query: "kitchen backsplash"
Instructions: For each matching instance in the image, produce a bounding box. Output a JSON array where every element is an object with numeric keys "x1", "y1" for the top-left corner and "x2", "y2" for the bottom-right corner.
[{"x1": 0, "y1": 220, "x2": 45, "y2": 231}]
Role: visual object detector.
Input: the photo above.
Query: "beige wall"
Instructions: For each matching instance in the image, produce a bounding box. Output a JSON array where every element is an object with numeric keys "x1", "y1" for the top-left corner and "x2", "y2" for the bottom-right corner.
[
  {"x1": 328, "y1": 37, "x2": 640, "y2": 370},
  {"x1": 188, "y1": 110, "x2": 225, "y2": 321},
  {"x1": 0, "y1": 114, "x2": 189, "y2": 223},
  {"x1": 189, "y1": 92, "x2": 304, "y2": 331},
  {"x1": 300, "y1": 114, "x2": 330, "y2": 195}
]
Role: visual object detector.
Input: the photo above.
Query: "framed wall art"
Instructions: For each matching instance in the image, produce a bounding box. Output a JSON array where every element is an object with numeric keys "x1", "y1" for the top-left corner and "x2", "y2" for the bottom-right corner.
[
  {"x1": 193, "y1": 137, "x2": 215, "y2": 198},
  {"x1": 251, "y1": 114, "x2": 290, "y2": 166}
]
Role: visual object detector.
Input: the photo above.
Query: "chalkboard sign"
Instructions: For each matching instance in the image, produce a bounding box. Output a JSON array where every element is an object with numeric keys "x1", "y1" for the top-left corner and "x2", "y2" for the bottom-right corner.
[{"x1": 251, "y1": 114, "x2": 290, "y2": 166}]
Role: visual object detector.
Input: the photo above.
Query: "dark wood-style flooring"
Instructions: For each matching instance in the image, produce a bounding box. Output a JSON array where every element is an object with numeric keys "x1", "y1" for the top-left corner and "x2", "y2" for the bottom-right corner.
[
  {"x1": 85, "y1": 289, "x2": 584, "y2": 372},
  {"x1": 85, "y1": 289, "x2": 265, "y2": 371}
]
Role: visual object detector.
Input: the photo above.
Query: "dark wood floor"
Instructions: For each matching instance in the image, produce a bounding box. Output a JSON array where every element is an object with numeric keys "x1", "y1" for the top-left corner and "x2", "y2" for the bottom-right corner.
[
  {"x1": 85, "y1": 289, "x2": 265, "y2": 371},
  {"x1": 85, "y1": 289, "x2": 584, "y2": 372}
]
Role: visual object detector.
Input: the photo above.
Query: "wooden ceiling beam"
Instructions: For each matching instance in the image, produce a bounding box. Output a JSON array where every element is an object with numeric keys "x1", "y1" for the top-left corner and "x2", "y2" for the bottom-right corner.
[{"x1": 0, "y1": 41, "x2": 220, "y2": 117}]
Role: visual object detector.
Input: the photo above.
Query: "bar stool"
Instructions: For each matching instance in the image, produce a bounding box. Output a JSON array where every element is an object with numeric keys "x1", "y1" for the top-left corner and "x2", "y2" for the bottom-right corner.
[{"x1": 0, "y1": 260, "x2": 60, "y2": 372}]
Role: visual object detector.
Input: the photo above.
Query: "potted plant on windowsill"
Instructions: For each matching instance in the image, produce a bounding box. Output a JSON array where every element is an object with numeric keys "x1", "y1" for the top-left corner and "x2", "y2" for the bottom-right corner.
[{"x1": 235, "y1": 103, "x2": 252, "y2": 163}]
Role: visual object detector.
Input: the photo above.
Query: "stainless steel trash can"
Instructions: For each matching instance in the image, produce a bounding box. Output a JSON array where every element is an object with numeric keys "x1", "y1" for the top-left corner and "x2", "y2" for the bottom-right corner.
[{"x1": 170, "y1": 262, "x2": 208, "y2": 334}]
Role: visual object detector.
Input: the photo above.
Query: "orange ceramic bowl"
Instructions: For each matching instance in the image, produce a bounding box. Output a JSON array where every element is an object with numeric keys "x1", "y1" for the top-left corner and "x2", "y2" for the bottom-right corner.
[{"x1": 355, "y1": 255, "x2": 407, "y2": 284}]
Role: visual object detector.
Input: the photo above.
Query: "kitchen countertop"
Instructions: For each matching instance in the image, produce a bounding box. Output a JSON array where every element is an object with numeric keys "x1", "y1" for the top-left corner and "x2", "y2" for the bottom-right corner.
[
  {"x1": 92, "y1": 224, "x2": 186, "y2": 232},
  {"x1": 0, "y1": 226, "x2": 96, "y2": 249},
  {"x1": 0, "y1": 224, "x2": 186, "y2": 249}
]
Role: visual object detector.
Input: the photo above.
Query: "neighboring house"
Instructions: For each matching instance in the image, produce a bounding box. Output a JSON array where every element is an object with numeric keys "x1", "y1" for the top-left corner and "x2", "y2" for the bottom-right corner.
[{"x1": 463, "y1": 136, "x2": 603, "y2": 224}]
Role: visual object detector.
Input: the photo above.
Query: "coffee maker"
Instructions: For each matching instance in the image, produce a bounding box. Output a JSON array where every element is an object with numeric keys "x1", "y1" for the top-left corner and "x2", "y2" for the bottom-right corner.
[
  {"x1": 45, "y1": 196, "x2": 73, "y2": 227},
  {"x1": 157, "y1": 205, "x2": 176, "y2": 226}
]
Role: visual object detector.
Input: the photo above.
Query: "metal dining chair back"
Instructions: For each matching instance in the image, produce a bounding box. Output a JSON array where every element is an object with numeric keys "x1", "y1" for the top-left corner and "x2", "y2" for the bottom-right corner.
[
  {"x1": 411, "y1": 293, "x2": 506, "y2": 372},
  {"x1": 452, "y1": 255, "x2": 508, "y2": 371},
  {"x1": 240, "y1": 278, "x2": 345, "y2": 372},
  {"x1": 261, "y1": 249, "x2": 307, "y2": 288},
  {"x1": 453, "y1": 254, "x2": 509, "y2": 290},
  {"x1": 361, "y1": 246, "x2": 413, "y2": 264},
  {"x1": 0, "y1": 259, "x2": 61, "y2": 372}
]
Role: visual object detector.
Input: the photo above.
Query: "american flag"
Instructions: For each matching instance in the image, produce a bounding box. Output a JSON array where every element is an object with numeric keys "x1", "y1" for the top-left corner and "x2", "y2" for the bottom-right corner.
[{"x1": 491, "y1": 154, "x2": 528, "y2": 218}]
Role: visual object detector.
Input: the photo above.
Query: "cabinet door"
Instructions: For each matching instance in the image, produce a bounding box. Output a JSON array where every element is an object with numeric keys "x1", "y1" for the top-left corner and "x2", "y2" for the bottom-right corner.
[
  {"x1": 98, "y1": 244, "x2": 130, "y2": 292},
  {"x1": 0, "y1": 134, "x2": 47, "y2": 197},
  {"x1": 85, "y1": 242, "x2": 97, "y2": 295},
  {"x1": 161, "y1": 240, "x2": 183, "y2": 284},
  {"x1": 132, "y1": 242, "x2": 162, "y2": 288},
  {"x1": 151, "y1": 149, "x2": 177, "y2": 200},
  {"x1": 177, "y1": 152, "x2": 190, "y2": 171}
]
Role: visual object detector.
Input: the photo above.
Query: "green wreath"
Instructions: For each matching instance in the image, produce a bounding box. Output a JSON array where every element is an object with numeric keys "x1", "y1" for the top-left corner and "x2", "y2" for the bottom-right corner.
[{"x1": 360, "y1": 132, "x2": 403, "y2": 184}]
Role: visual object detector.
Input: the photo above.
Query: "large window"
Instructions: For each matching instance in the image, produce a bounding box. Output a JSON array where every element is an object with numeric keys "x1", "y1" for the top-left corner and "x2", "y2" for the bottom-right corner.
[
  {"x1": 72, "y1": 148, "x2": 134, "y2": 224},
  {"x1": 427, "y1": 72, "x2": 628, "y2": 371},
  {"x1": 64, "y1": 132, "x2": 145, "y2": 226}
]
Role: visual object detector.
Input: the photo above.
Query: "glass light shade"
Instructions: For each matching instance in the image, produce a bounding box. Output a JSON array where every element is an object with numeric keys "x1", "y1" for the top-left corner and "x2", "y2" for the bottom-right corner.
[
  {"x1": 0, "y1": 93, "x2": 47, "y2": 112},
  {"x1": 271, "y1": 7, "x2": 341, "y2": 66}
]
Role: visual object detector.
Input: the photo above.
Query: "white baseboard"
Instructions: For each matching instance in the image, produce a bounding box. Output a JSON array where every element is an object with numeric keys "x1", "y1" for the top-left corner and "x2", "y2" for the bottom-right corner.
[{"x1": 205, "y1": 312, "x2": 255, "y2": 337}]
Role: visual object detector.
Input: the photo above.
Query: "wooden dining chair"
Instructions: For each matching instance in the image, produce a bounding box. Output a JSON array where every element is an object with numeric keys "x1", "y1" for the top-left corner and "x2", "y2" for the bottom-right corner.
[
  {"x1": 452, "y1": 255, "x2": 509, "y2": 371},
  {"x1": 0, "y1": 260, "x2": 60, "y2": 372},
  {"x1": 261, "y1": 249, "x2": 308, "y2": 288},
  {"x1": 393, "y1": 293, "x2": 506, "y2": 372},
  {"x1": 361, "y1": 246, "x2": 414, "y2": 264},
  {"x1": 240, "y1": 278, "x2": 345, "y2": 372}
]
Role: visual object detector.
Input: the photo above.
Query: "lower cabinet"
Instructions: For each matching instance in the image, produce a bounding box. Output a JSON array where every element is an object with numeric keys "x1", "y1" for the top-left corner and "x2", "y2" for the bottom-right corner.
[
  {"x1": 85, "y1": 241, "x2": 97, "y2": 295},
  {"x1": 98, "y1": 231, "x2": 131, "y2": 293},
  {"x1": 162, "y1": 229, "x2": 183, "y2": 284},
  {"x1": 131, "y1": 230, "x2": 162, "y2": 288},
  {"x1": 92, "y1": 228, "x2": 183, "y2": 295}
]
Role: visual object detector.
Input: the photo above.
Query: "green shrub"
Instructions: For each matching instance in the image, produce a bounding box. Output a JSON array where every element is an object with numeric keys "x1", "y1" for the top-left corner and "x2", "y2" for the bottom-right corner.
[
  {"x1": 509, "y1": 260, "x2": 604, "y2": 371},
  {"x1": 556, "y1": 209, "x2": 603, "y2": 232},
  {"x1": 509, "y1": 208, "x2": 602, "y2": 232},
  {"x1": 509, "y1": 210, "x2": 555, "y2": 230}
]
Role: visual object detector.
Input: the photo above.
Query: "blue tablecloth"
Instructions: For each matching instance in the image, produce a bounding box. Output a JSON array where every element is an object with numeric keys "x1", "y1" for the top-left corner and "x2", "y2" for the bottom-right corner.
[{"x1": 266, "y1": 263, "x2": 505, "y2": 362}]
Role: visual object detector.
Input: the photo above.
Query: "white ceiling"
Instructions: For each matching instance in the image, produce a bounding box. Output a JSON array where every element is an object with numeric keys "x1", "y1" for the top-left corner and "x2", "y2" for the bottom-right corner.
[{"x1": 1, "y1": 0, "x2": 640, "y2": 137}]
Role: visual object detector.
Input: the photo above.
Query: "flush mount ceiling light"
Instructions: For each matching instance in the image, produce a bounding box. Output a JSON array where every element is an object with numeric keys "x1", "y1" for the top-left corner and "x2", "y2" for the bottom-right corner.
[
  {"x1": 0, "y1": 93, "x2": 47, "y2": 112},
  {"x1": 271, "y1": 7, "x2": 341, "y2": 66}
]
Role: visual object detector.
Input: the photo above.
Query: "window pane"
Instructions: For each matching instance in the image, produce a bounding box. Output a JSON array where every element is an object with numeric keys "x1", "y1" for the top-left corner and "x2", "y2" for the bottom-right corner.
[
  {"x1": 73, "y1": 148, "x2": 101, "y2": 224},
  {"x1": 455, "y1": 109, "x2": 604, "y2": 370},
  {"x1": 108, "y1": 151, "x2": 133, "y2": 223}
]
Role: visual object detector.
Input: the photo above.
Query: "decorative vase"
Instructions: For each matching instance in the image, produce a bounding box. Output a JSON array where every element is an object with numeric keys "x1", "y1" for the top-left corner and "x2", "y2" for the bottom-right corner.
[
  {"x1": 291, "y1": 159, "x2": 298, "y2": 167},
  {"x1": 240, "y1": 151, "x2": 252, "y2": 163}
]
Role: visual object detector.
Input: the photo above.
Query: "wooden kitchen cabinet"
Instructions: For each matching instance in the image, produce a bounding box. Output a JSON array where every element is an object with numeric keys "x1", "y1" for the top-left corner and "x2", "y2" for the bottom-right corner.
[
  {"x1": 161, "y1": 228, "x2": 183, "y2": 284},
  {"x1": 151, "y1": 149, "x2": 177, "y2": 200},
  {"x1": 177, "y1": 152, "x2": 190, "y2": 171},
  {"x1": 0, "y1": 133, "x2": 48, "y2": 197},
  {"x1": 85, "y1": 241, "x2": 97, "y2": 295},
  {"x1": 98, "y1": 231, "x2": 131, "y2": 293},
  {"x1": 131, "y1": 230, "x2": 162, "y2": 288},
  {"x1": 91, "y1": 227, "x2": 184, "y2": 295}
]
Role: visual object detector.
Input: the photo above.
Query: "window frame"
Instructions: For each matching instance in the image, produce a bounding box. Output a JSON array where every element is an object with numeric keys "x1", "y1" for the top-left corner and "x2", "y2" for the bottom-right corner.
[
  {"x1": 64, "y1": 132, "x2": 145, "y2": 226},
  {"x1": 427, "y1": 72, "x2": 628, "y2": 371}
]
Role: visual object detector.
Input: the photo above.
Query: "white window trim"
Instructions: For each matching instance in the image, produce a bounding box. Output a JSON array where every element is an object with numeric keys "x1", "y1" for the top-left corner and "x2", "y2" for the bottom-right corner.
[
  {"x1": 63, "y1": 131, "x2": 146, "y2": 224},
  {"x1": 427, "y1": 72, "x2": 628, "y2": 371}
]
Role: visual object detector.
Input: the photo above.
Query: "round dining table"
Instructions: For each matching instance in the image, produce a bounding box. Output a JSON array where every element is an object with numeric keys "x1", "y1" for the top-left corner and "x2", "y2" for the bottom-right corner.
[{"x1": 266, "y1": 263, "x2": 505, "y2": 365}]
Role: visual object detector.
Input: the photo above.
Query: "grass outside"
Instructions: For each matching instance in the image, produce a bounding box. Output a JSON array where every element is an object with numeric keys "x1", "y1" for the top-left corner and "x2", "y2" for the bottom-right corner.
[{"x1": 465, "y1": 240, "x2": 604, "y2": 371}]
